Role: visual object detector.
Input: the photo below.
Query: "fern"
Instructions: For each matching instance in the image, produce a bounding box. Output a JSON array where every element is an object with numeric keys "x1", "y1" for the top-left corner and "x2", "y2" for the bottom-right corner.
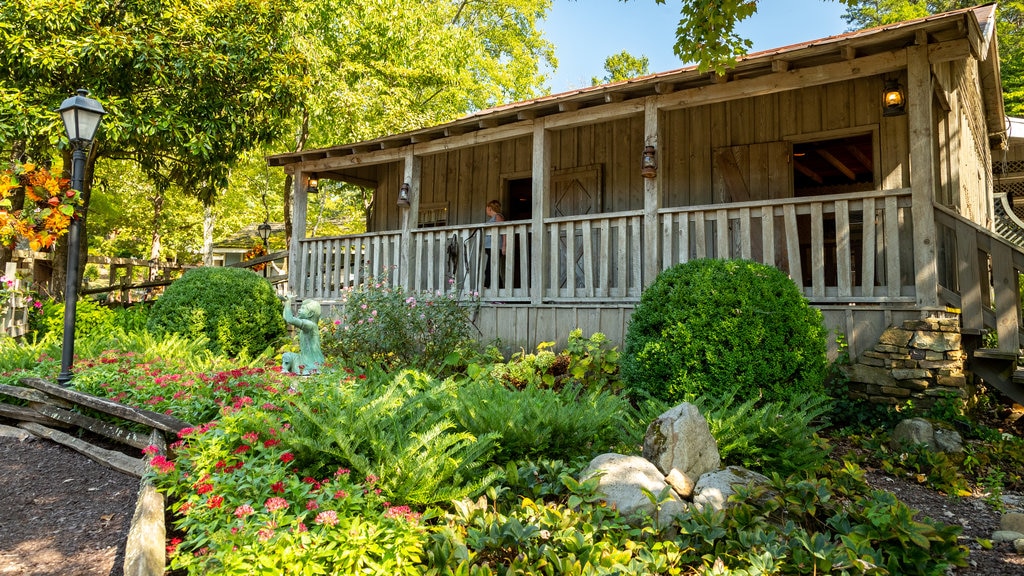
[{"x1": 286, "y1": 369, "x2": 498, "y2": 506}]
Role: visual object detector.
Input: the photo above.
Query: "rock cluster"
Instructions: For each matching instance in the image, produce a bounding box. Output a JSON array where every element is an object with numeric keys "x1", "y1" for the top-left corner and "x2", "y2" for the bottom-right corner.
[
  {"x1": 994, "y1": 511, "x2": 1024, "y2": 554},
  {"x1": 581, "y1": 402, "x2": 768, "y2": 526},
  {"x1": 841, "y1": 317, "x2": 968, "y2": 407}
]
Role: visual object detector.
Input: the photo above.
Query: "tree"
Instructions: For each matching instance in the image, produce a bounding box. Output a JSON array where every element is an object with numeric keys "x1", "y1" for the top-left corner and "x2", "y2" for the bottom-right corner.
[
  {"x1": 0, "y1": 0, "x2": 305, "y2": 294},
  {"x1": 591, "y1": 50, "x2": 651, "y2": 85}
]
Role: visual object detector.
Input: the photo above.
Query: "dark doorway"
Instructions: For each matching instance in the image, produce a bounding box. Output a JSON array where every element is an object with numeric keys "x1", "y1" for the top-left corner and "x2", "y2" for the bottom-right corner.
[{"x1": 506, "y1": 178, "x2": 532, "y2": 288}]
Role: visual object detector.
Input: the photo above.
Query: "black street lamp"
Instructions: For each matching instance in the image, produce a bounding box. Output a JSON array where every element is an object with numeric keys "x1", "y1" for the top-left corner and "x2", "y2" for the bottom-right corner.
[
  {"x1": 56, "y1": 89, "x2": 105, "y2": 386},
  {"x1": 257, "y1": 222, "x2": 272, "y2": 278}
]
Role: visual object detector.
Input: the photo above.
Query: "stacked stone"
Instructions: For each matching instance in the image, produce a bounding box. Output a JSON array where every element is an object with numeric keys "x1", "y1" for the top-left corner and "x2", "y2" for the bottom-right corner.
[{"x1": 842, "y1": 317, "x2": 968, "y2": 406}]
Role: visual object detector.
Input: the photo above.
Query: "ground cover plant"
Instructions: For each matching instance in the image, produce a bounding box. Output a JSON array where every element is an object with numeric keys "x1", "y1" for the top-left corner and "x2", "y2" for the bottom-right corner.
[{"x1": 4, "y1": 283, "x2": 1017, "y2": 575}]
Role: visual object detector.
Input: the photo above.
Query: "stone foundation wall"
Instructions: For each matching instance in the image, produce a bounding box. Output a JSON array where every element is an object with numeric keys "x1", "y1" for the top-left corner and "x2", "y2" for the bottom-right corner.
[{"x1": 841, "y1": 317, "x2": 970, "y2": 406}]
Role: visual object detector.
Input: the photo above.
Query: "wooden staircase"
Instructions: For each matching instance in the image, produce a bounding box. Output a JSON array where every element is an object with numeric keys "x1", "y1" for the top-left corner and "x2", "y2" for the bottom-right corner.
[{"x1": 969, "y1": 348, "x2": 1024, "y2": 406}]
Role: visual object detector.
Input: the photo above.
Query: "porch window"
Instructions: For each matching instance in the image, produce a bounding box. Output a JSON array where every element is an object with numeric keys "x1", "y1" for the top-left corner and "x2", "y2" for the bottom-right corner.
[
  {"x1": 793, "y1": 133, "x2": 874, "y2": 196},
  {"x1": 417, "y1": 202, "x2": 448, "y2": 228}
]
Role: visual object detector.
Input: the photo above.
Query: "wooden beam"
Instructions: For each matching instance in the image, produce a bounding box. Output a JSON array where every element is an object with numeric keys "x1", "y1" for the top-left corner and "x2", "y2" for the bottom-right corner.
[
  {"x1": 123, "y1": 430, "x2": 167, "y2": 576},
  {"x1": 816, "y1": 149, "x2": 857, "y2": 181},
  {"x1": 334, "y1": 174, "x2": 378, "y2": 188},
  {"x1": 842, "y1": 45, "x2": 857, "y2": 60},
  {"x1": 794, "y1": 160, "x2": 824, "y2": 184},
  {"x1": 771, "y1": 60, "x2": 790, "y2": 72},
  {"x1": 531, "y1": 120, "x2": 550, "y2": 306},
  {"x1": 643, "y1": 100, "x2": 661, "y2": 288},
  {"x1": 655, "y1": 82, "x2": 676, "y2": 94},
  {"x1": 846, "y1": 144, "x2": 873, "y2": 172},
  {"x1": 558, "y1": 102, "x2": 580, "y2": 112},
  {"x1": 711, "y1": 74, "x2": 729, "y2": 84},
  {"x1": 931, "y1": 77, "x2": 951, "y2": 112},
  {"x1": 604, "y1": 93, "x2": 626, "y2": 103},
  {"x1": 478, "y1": 118, "x2": 499, "y2": 129},
  {"x1": 19, "y1": 422, "x2": 146, "y2": 478},
  {"x1": 30, "y1": 403, "x2": 150, "y2": 450},
  {"x1": 907, "y1": 41, "x2": 939, "y2": 308},
  {"x1": 517, "y1": 110, "x2": 537, "y2": 120}
]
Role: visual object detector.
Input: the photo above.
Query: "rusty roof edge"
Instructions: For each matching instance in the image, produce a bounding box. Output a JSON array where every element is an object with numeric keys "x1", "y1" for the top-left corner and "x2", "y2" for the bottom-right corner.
[{"x1": 267, "y1": 5, "x2": 993, "y2": 165}]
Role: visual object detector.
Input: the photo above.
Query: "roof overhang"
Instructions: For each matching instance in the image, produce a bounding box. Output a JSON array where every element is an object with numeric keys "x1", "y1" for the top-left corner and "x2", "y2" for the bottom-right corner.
[{"x1": 269, "y1": 3, "x2": 1004, "y2": 168}]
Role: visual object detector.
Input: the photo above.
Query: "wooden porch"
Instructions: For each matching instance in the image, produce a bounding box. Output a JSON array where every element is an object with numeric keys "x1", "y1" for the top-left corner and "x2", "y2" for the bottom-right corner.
[{"x1": 292, "y1": 188, "x2": 1024, "y2": 370}]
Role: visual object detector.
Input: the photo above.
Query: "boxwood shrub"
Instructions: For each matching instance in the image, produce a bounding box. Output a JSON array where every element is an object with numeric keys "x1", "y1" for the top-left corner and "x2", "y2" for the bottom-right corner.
[
  {"x1": 621, "y1": 258, "x2": 827, "y2": 405},
  {"x1": 146, "y1": 267, "x2": 286, "y2": 356}
]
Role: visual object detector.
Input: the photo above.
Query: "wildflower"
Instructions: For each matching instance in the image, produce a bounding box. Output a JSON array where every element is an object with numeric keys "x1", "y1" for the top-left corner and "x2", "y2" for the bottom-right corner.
[
  {"x1": 166, "y1": 538, "x2": 182, "y2": 555},
  {"x1": 242, "y1": 432, "x2": 259, "y2": 444},
  {"x1": 207, "y1": 495, "x2": 224, "y2": 509},
  {"x1": 314, "y1": 510, "x2": 339, "y2": 526},
  {"x1": 195, "y1": 483, "x2": 213, "y2": 495},
  {"x1": 150, "y1": 455, "x2": 175, "y2": 474},
  {"x1": 280, "y1": 452, "x2": 295, "y2": 463},
  {"x1": 257, "y1": 527, "x2": 275, "y2": 542},
  {"x1": 234, "y1": 504, "x2": 255, "y2": 518},
  {"x1": 233, "y1": 445, "x2": 250, "y2": 455},
  {"x1": 335, "y1": 467, "x2": 350, "y2": 476},
  {"x1": 263, "y1": 439, "x2": 281, "y2": 448},
  {"x1": 365, "y1": 474, "x2": 378, "y2": 485},
  {"x1": 334, "y1": 489, "x2": 348, "y2": 499},
  {"x1": 265, "y1": 497, "x2": 289, "y2": 512},
  {"x1": 295, "y1": 522, "x2": 308, "y2": 533},
  {"x1": 306, "y1": 500, "x2": 319, "y2": 511},
  {"x1": 271, "y1": 481, "x2": 285, "y2": 494},
  {"x1": 141, "y1": 445, "x2": 160, "y2": 456}
]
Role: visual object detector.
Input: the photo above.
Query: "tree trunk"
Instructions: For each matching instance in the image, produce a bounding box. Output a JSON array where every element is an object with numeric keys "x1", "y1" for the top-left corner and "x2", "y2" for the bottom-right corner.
[{"x1": 202, "y1": 204, "x2": 215, "y2": 266}]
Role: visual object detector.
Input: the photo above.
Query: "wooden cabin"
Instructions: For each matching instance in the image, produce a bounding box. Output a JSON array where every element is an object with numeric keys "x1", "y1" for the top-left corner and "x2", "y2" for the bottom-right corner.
[{"x1": 269, "y1": 5, "x2": 1019, "y2": 372}]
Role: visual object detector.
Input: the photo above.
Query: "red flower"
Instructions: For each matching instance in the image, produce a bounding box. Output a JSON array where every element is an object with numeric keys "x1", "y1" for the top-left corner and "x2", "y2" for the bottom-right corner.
[
  {"x1": 166, "y1": 537, "x2": 182, "y2": 555},
  {"x1": 280, "y1": 453, "x2": 294, "y2": 463},
  {"x1": 263, "y1": 439, "x2": 280, "y2": 448},
  {"x1": 196, "y1": 483, "x2": 213, "y2": 495},
  {"x1": 271, "y1": 481, "x2": 285, "y2": 494},
  {"x1": 233, "y1": 445, "x2": 250, "y2": 455},
  {"x1": 207, "y1": 495, "x2": 224, "y2": 508}
]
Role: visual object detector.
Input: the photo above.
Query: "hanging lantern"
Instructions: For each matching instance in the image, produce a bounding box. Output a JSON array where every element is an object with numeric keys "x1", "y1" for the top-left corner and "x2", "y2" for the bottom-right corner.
[
  {"x1": 397, "y1": 182, "x2": 411, "y2": 206},
  {"x1": 641, "y1": 145, "x2": 657, "y2": 179},
  {"x1": 882, "y1": 79, "x2": 906, "y2": 117},
  {"x1": 306, "y1": 173, "x2": 319, "y2": 194}
]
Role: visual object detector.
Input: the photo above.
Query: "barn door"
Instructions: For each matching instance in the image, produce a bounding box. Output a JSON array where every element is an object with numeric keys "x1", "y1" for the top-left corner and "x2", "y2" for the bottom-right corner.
[{"x1": 551, "y1": 165, "x2": 602, "y2": 290}]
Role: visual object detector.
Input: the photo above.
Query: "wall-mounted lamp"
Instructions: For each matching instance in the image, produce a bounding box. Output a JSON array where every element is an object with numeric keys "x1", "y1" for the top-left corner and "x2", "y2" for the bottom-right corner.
[
  {"x1": 882, "y1": 79, "x2": 906, "y2": 117},
  {"x1": 641, "y1": 145, "x2": 657, "y2": 179},
  {"x1": 397, "y1": 182, "x2": 411, "y2": 207},
  {"x1": 306, "y1": 173, "x2": 319, "y2": 194}
]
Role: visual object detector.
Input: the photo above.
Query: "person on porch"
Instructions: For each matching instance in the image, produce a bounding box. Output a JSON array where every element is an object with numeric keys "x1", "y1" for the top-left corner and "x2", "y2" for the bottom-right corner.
[{"x1": 483, "y1": 200, "x2": 506, "y2": 289}]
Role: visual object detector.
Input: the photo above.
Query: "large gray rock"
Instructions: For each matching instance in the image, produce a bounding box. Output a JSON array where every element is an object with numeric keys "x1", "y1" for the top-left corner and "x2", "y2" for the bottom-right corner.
[
  {"x1": 692, "y1": 466, "x2": 771, "y2": 511},
  {"x1": 643, "y1": 403, "x2": 720, "y2": 481},
  {"x1": 890, "y1": 418, "x2": 934, "y2": 450},
  {"x1": 933, "y1": 428, "x2": 963, "y2": 454},
  {"x1": 991, "y1": 530, "x2": 1024, "y2": 543},
  {"x1": 582, "y1": 453, "x2": 687, "y2": 526},
  {"x1": 1002, "y1": 512, "x2": 1024, "y2": 534}
]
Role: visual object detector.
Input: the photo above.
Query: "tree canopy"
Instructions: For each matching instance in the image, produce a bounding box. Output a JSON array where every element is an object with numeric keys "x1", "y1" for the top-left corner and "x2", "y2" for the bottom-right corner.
[{"x1": 591, "y1": 50, "x2": 651, "y2": 86}]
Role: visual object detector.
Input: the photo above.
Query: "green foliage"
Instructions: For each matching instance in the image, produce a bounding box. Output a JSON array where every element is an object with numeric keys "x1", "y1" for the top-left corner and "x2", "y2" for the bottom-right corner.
[
  {"x1": 149, "y1": 407, "x2": 429, "y2": 575},
  {"x1": 485, "y1": 329, "x2": 622, "y2": 393},
  {"x1": 285, "y1": 368, "x2": 500, "y2": 506},
  {"x1": 31, "y1": 297, "x2": 116, "y2": 341},
  {"x1": 591, "y1": 50, "x2": 650, "y2": 85},
  {"x1": 697, "y1": 391, "x2": 832, "y2": 477},
  {"x1": 146, "y1": 267, "x2": 285, "y2": 357},
  {"x1": 622, "y1": 258, "x2": 828, "y2": 406},
  {"x1": 320, "y1": 276, "x2": 480, "y2": 374},
  {"x1": 451, "y1": 378, "x2": 634, "y2": 463}
]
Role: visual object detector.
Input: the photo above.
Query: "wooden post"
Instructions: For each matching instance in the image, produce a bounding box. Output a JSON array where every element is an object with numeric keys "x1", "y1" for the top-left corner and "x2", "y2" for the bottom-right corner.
[
  {"x1": 531, "y1": 121, "x2": 550, "y2": 305},
  {"x1": 289, "y1": 169, "x2": 308, "y2": 298},
  {"x1": 399, "y1": 152, "x2": 421, "y2": 291},
  {"x1": 643, "y1": 99, "x2": 661, "y2": 288},
  {"x1": 908, "y1": 32, "x2": 939, "y2": 310}
]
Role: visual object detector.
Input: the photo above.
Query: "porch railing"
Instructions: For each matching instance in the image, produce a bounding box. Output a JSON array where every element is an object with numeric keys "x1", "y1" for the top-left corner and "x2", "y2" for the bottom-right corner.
[
  {"x1": 294, "y1": 232, "x2": 402, "y2": 298},
  {"x1": 295, "y1": 189, "x2": 920, "y2": 307},
  {"x1": 659, "y1": 188, "x2": 916, "y2": 303},
  {"x1": 935, "y1": 204, "x2": 1024, "y2": 353}
]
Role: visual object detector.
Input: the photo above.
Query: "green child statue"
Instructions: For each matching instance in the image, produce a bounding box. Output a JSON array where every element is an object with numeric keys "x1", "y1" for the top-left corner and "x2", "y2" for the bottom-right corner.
[{"x1": 281, "y1": 294, "x2": 325, "y2": 375}]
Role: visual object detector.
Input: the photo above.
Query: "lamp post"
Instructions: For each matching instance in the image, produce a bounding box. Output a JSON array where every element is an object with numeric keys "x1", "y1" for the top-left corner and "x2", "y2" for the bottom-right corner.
[
  {"x1": 257, "y1": 222, "x2": 272, "y2": 278},
  {"x1": 56, "y1": 89, "x2": 105, "y2": 386}
]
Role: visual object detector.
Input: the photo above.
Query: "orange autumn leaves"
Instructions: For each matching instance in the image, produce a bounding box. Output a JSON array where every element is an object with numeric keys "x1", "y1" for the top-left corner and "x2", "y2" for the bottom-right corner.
[{"x1": 0, "y1": 163, "x2": 81, "y2": 251}]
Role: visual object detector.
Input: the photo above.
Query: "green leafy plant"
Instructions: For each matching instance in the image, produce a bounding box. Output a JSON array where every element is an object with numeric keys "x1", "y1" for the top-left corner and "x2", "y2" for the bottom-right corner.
[
  {"x1": 621, "y1": 258, "x2": 828, "y2": 406},
  {"x1": 31, "y1": 297, "x2": 116, "y2": 340},
  {"x1": 320, "y1": 273, "x2": 480, "y2": 375},
  {"x1": 285, "y1": 368, "x2": 499, "y2": 506},
  {"x1": 146, "y1": 267, "x2": 286, "y2": 356}
]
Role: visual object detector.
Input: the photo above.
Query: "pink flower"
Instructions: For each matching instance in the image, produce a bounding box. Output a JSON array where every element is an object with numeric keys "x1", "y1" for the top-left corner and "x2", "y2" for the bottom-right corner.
[
  {"x1": 257, "y1": 527, "x2": 275, "y2": 542},
  {"x1": 306, "y1": 500, "x2": 319, "y2": 511},
  {"x1": 242, "y1": 432, "x2": 259, "y2": 444},
  {"x1": 334, "y1": 490, "x2": 348, "y2": 499},
  {"x1": 265, "y1": 497, "x2": 289, "y2": 512},
  {"x1": 141, "y1": 445, "x2": 160, "y2": 456},
  {"x1": 166, "y1": 537, "x2": 182, "y2": 555},
  {"x1": 314, "y1": 510, "x2": 339, "y2": 526},
  {"x1": 234, "y1": 504, "x2": 255, "y2": 518},
  {"x1": 150, "y1": 455, "x2": 175, "y2": 474},
  {"x1": 365, "y1": 474, "x2": 378, "y2": 485},
  {"x1": 295, "y1": 522, "x2": 308, "y2": 533},
  {"x1": 335, "y1": 468, "x2": 350, "y2": 476}
]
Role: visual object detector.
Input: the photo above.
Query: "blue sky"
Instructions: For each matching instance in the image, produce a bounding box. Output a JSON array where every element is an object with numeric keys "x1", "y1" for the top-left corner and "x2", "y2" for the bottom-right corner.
[{"x1": 540, "y1": 0, "x2": 851, "y2": 92}]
